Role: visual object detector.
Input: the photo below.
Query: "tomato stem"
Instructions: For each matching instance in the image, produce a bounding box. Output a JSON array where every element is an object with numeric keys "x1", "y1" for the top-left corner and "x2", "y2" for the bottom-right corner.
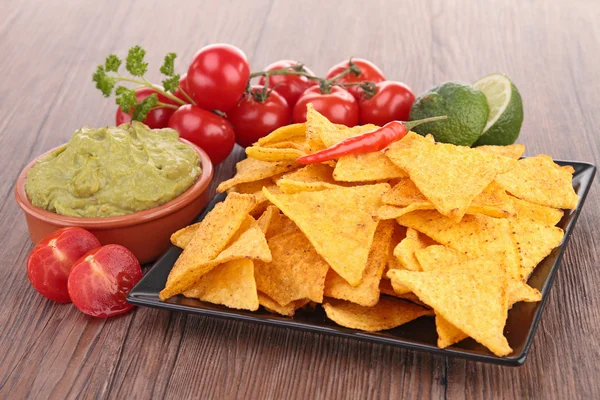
[
  {"x1": 115, "y1": 75, "x2": 188, "y2": 106},
  {"x1": 177, "y1": 85, "x2": 197, "y2": 106},
  {"x1": 154, "y1": 102, "x2": 179, "y2": 110},
  {"x1": 249, "y1": 68, "x2": 321, "y2": 81}
]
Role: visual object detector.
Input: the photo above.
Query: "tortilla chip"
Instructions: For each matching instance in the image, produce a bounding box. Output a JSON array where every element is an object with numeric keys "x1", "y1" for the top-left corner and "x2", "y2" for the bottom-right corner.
[
  {"x1": 276, "y1": 179, "x2": 343, "y2": 194},
  {"x1": 393, "y1": 228, "x2": 437, "y2": 272},
  {"x1": 333, "y1": 152, "x2": 408, "y2": 182},
  {"x1": 561, "y1": 165, "x2": 576, "y2": 174},
  {"x1": 183, "y1": 259, "x2": 259, "y2": 311},
  {"x1": 510, "y1": 217, "x2": 564, "y2": 279},
  {"x1": 495, "y1": 155, "x2": 579, "y2": 209},
  {"x1": 304, "y1": 104, "x2": 329, "y2": 153},
  {"x1": 436, "y1": 314, "x2": 469, "y2": 348},
  {"x1": 387, "y1": 225, "x2": 407, "y2": 271},
  {"x1": 263, "y1": 184, "x2": 389, "y2": 286},
  {"x1": 384, "y1": 133, "x2": 517, "y2": 221},
  {"x1": 217, "y1": 157, "x2": 300, "y2": 193},
  {"x1": 258, "y1": 292, "x2": 307, "y2": 316},
  {"x1": 282, "y1": 163, "x2": 336, "y2": 183},
  {"x1": 161, "y1": 193, "x2": 257, "y2": 299},
  {"x1": 255, "y1": 230, "x2": 329, "y2": 306},
  {"x1": 257, "y1": 205, "x2": 278, "y2": 234},
  {"x1": 229, "y1": 177, "x2": 276, "y2": 196},
  {"x1": 324, "y1": 221, "x2": 394, "y2": 306},
  {"x1": 323, "y1": 297, "x2": 433, "y2": 332},
  {"x1": 264, "y1": 209, "x2": 297, "y2": 239},
  {"x1": 263, "y1": 136, "x2": 307, "y2": 151},
  {"x1": 375, "y1": 204, "x2": 432, "y2": 220},
  {"x1": 476, "y1": 144, "x2": 525, "y2": 159},
  {"x1": 510, "y1": 196, "x2": 564, "y2": 226},
  {"x1": 387, "y1": 258, "x2": 512, "y2": 357},
  {"x1": 415, "y1": 245, "x2": 469, "y2": 270},
  {"x1": 246, "y1": 146, "x2": 305, "y2": 162},
  {"x1": 257, "y1": 123, "x2": 305, "y2": 146}
]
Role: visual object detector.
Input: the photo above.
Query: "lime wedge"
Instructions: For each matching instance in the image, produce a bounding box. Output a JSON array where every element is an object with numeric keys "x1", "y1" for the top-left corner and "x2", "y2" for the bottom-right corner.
[{"x1": 473, "y1": 73, "x2": 524, "y2": 146}]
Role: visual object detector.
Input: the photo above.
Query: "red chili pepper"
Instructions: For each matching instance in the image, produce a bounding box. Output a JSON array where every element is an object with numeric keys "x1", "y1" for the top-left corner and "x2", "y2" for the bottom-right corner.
[{"x1": 296, "y1": 116, "x2": 447, "y2": 164}]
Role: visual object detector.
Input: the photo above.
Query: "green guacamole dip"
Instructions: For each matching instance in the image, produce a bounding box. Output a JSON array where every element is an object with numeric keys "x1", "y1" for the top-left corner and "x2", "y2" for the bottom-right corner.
[{"x1": 25, "y1": 122, "x2": 201, "y2": 218}]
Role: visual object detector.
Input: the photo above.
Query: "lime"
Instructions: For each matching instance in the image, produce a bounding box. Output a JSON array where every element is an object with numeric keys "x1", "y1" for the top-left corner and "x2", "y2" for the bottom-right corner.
[
  {"x1": 473, "y1": 73, "x2": 523, "y2": 146},
  {"x1": 409, "y1": 81, "x2": 489, "y2": 146}
]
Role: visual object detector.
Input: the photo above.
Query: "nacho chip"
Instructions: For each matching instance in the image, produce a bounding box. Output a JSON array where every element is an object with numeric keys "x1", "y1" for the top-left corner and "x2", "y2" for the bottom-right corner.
[
  {"x1": 415, "y1": 245, "x2": 469, "y2": 270},
  {"x1": 323, "y1": 297, "x2": 433, "y2": 332},
  {"x1": 257, "y1": 205, "x2": 278, "y2": 234},
  {"x1": 384, "y1": 133, "x2": 517, "y2": 221},
  {"x1": 387, "y1": 225, "x2": 407, "y2": 271},
  {"x1": 263, "y1": 184, "x2": 389, "y2": 286},
  {"x1": 217, "y1": 157, "x2": 300, "y2": 193},
  {"x1": 277, "y1": 164, "x2": 351, "y2": 192},
  {"x1": 229, "y1": 177, "x2": 276, "y2": 196},
  {"x1": 393, "y1": 228, "x2": 437, "y2": 271},
  {"x1": 375, "y1": 204, "x2": 432, "y2": 220},
  {"x1": 387, "y1": 258, "x2": 512, "y2": 357},
  {"x1": 257, "y1": 123, "x2": 305, "y2": 146},
  {"x1": 510, "y1": 196, "x2": 564, "y2": 226},
  {"x1": 476, "y1": 144, "x2": 525, "y2": 159},
  {"x1": 304, "y1": 104, "x2": 329, "y2": 153},
  {"x1": 561, "y1": 165, "x2": 576, "y2": 174},
  {"x1": 510, "y1": 217, "x2": 564, "y2": 279},
  {"x1": 495, "y1": 155, "x2": 579, "y2": 209},
  {"x1": 333, "y1": 152, "x2": 408, "y2": 182},
  {"x1": 324, "y1": 221, "x2": 394, "y2": 306},
  {"x1": 276, "y1": 179, "x2": 343, "y2": 194},
  {"x1": 246, "y1": 146, "x2": 305, "y2": 162},
  {"x1": 379, "y1": 278, "x2": 412, "y2": 297},
  {"x1": 255, "y1": 230, "x2": 329, "y2": 306},
  {"x1": 258, "y1": 292, "x2": 307, "y2": 316},
  {"x1": 263, "y1": 136, "x2": 307, "y2": 151},
  {"x1": 264, "y1": 209, "x2": 298, "y2": 239},
  {"x1": 183, "y1": 259, "x2": 259, "y2": 311},
  {"x1": 436, "y1": 314, "x2": 469, "y2": 348},
  {"x1": 161, "y1": 193, "x2": 257, "y2": 299}
]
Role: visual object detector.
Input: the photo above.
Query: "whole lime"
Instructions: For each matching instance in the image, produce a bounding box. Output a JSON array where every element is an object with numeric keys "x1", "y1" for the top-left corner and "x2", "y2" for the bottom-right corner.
[{"x1": 409, "y1": 81, "x2": 489, "y2": 146}]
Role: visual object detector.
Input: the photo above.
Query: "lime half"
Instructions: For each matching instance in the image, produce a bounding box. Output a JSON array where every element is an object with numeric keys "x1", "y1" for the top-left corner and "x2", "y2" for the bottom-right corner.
[{"x1": 473, "y1": 73, "x2": 523, "y2": 146}]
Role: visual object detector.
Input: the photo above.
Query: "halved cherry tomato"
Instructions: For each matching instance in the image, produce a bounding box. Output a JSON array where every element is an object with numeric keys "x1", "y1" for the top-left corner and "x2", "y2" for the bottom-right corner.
[
  {"x1": 325, "y1": 58, "x2": 386, "y2": 100},
  {"x1": 27, "y1": 227, "x2": 101, "y2": 303},
  {"x1": 258, "y1": 60, "x2": 317, "y2": 108},
  {"x1": 68, "y1": 244, "x2": 142, "y2": 318},
  {"x1": 187, "y1": 44, "x2": 250, "y2": 112},
  {"x1": 359, "y1": 81, "x2": 416, "y2": 125},
  {"x1": 292, "y1": 86, "x2": 359, "y2": 126},
  {"x1": 115, "y1": 87, "x2": 177, "y2": 129},
  {"x1": 168, "y1": 104, "x2": 235, "y2": 165},
  {"x1": 228, "y1": 85, "x2": 291, "y2": 147}
]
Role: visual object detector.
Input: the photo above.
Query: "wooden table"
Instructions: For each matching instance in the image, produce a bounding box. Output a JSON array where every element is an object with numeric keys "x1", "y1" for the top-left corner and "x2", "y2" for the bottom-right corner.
[{"x1": 2, "y1": 0, "x2": 599, "y2": 398}]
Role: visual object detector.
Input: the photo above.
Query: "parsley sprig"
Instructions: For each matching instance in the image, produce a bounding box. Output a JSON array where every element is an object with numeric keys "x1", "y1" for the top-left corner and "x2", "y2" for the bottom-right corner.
[{"x1": 92, "y1": 46, "x2": 195, "y2": 122}]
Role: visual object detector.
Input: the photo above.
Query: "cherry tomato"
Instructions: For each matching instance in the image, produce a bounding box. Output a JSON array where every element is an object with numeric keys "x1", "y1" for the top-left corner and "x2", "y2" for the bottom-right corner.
[
  {"x1": 325, "y1": 59, "x2": 386, "y2": 100},
  {"x1": 359, "y1": 81, "x2": 416, "y2": 125},
  {"x1": 228, "y1": 85, "x2": 291, "y2": 147},
  {"x1": 173, "y1": 73, "x2": 190, "y2": 103},
  {"x1": 293, "y1": 86, "x2": 359, "y2": 126},
  {"x1": 115, "y1": 87, "x2": 177, "y2": 129},
  {"x1": 187, "y1": 44, "x2": 250, "y2": 112},
  {"x1": 258, "y1": 60, "x2": 317, "y2": 108},
  {"x1": 68, "y1": 244, "x2": 142, "y2": 318},
  {"x1": 27, "y1": 227, "x2": 101, "y2": 303},
  {"x1": 168, "y1": 104, "x2": 235, "y2": 165}
]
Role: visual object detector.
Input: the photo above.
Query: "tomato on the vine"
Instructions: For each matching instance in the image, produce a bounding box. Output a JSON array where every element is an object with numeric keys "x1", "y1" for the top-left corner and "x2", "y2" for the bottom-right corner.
[
  {"x1": 359, "y1": 81, "x2": 416, "y2": 125},
  {"x1": 168, "y1": 104, "x2": 235, "y2": 165},
  {"x1": 293, "y1": 86, "x2": 359, "y2": 126},
  {"x1": 326, "y1": 59, "x2": 386, "y2": 100},
  {"x1": 115, "y1": 87, "x2": 177, "y2": 129},
  {"x1": 228, "y1": 85, "x2": 291, "y2": 148},
  {"x1": 258, "y1": 60, "x2": 317, "y2": 108},
  {"x1": 187, "y1": 44, "x2": 250, "y2": 112}
]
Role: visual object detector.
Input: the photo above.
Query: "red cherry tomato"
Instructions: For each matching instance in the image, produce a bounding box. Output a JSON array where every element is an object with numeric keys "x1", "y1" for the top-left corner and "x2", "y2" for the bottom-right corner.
[
  {"x1": 168, "y1": 104, "x2": 235, "y2": 165},
  {"x1": 228, "y1": 85, "x2": 291, "y2": 147},
  {"x1": 293, "y1": 86, "x2": 359, "y2": 126},
  {"x1": 173, "y1": 74, "x2": 190, "y2": 102},
  {"x1": 359, "y1": 81, "x2": 416, "y2": 125},
  {"x1": 325, "y1": 59, "x2": 386, "y2": 100},
  {"x1": 187, "y1": 44, "x2": 250, "y2": 112},
  {"x1": 68, "y1": 244, "x2": 142, "y2": 318},
  {"x1": 258, "y1": 60, "x2": 317, "y2": 108},
  {"x1": 115, "y1": 87, "x2": 177, "y2": 129},
  {"x1": 27, "y1": 227, "x2": 101, "y2": 303}
]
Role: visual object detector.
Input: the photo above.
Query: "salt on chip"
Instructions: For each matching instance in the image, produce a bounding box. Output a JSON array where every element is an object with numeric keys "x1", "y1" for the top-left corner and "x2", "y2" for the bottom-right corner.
[
  {"x1": 263, "y1": 184, "x2": 389, "y2": 286},
  {"x1": 510, "y1": 195, "x2": 563, "y2": 226},
  {"x1": 255, "y1": 230, "x2": 329, "y2": 306},
  {"x1": 246, "y1": 146, "x2": 305, "y2": 162},
  {"x1": 217, "y1": 157, "x2": 300, "y2": 193},
  {"x1": 161, "y1": 193, "x2": 256, "y2": 299},
  {"x1": 183, "y1": 259, "x2": 259, "y2": 311},
  {"x1": 384, "y1": 133, "x2": 517, "y2": 221},
  {"x1": 495, "y1": 155, "x2": 579, "y2": 209},
  {"x1": 323, "y1": 297, "x2": 433, "y2": 332},
  {"x1": 258, "y1": 292, "x2": 307, "y2": 316},
  {"x1": 257, "y1": 123, "x2": 305, "y2": 146},
  {"x1": 476, "y1": 144, "x2": 525, "y2": 159},
  {"x1": 324, "y1": 221, "x2": 394, "y2": 306},
  {"x1": 387, "y1": 258, "x2": 512, "y2": 357},
  {"x1": 393, "y1": 228, "x2": 437, "y2": 271}
]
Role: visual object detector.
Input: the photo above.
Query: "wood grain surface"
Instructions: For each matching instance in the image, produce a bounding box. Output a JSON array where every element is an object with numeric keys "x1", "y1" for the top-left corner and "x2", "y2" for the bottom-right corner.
[{"x1": 1, "y1": 0, "x2": 599, "y2": 398}]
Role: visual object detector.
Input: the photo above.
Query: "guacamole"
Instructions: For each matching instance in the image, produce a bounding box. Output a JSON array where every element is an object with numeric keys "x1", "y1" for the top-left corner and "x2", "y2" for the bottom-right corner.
[{"x1": 25, "y1": 122, "x2": 201, "y2": 217}]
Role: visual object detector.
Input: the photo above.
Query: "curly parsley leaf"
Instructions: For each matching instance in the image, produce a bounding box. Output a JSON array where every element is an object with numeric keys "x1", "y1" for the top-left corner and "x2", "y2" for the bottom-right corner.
[
  {"x1": 126, "y1": 45, "x2": 148, "y2": 77},
  {"x1": 131, "y1": 94, "x2": 158, "y2": 121},
  {"x1": 162, "y1": 74, "x2": 181, "y2": 93},
  {"x1": 160, "y1": 53, "x2": 177, "y2": 76},
  {"x1": 104, "y1": 54, "x2": 121, "y2": 73},
  {"x1": 115, "y1": 86, "x2": 137, "y2": 112},
  {"x1": 92, "y1": 65, "x2": 117, "y2": 97}
]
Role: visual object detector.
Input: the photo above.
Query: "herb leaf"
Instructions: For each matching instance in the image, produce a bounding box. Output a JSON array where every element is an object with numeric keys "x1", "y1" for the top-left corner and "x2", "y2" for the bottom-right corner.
[
  {"x1": 160, "y1": 53, "x2": 177, "y2": 76},
  {"x1": 162, "y1": 74, "x2": 181, "y2": 93},
  {"x1": 131, "y1": 94, "x2": 158, "y2": 121},
  {"x1": 104, "y1": 54, "x2": 121, "y2": 73},
  {"x1": 92, "y1": 65, "x2": 117, "y2": 97},
  {"x1": 126, "y1": 45, "x2": 148, "y2": 77},
  {"x1": 115, "y1": 86, "x2": 137, "y2": 112}
]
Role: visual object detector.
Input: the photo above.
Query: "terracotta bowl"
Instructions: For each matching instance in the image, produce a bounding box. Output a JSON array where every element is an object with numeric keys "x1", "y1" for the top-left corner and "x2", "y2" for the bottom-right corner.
[{"x1": 14, "y1": 139, "x2": 213, "y2": 264}]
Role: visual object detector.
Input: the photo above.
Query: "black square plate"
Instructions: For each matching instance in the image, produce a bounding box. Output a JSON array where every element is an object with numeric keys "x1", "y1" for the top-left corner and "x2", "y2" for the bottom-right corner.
[{"x1": 128, "y1": 160, "x2": 596, "y2": 366}]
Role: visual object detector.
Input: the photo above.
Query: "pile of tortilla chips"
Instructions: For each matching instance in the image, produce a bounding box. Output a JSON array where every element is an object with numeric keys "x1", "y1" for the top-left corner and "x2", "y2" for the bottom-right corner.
[{"x1": 160, "y1": 104, "x2": 578, "y2": 357}]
